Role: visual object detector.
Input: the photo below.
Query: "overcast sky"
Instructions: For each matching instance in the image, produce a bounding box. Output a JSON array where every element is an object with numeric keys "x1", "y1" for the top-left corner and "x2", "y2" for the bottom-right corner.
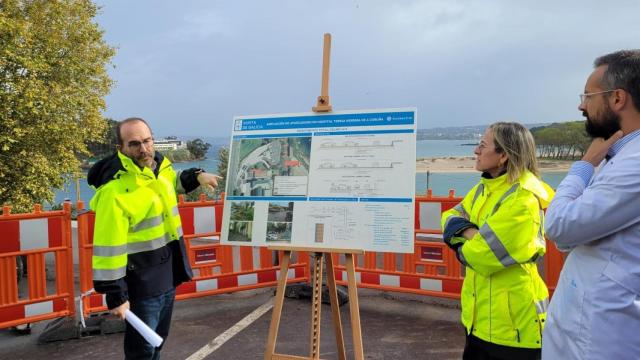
[{"x1": 95, "y1": 0, "x2": 640, "y2": 137}]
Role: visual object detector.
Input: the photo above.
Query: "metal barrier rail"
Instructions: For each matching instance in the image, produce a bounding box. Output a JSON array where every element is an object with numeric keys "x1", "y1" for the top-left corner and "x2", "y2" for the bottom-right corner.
[{"x1": 0, "y1": 203, "x2": 75, "y2": 329}]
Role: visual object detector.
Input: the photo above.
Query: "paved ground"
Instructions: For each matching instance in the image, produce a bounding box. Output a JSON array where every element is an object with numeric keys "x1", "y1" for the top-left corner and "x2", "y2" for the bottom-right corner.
[{"x1": 0, "y1": 289, "x2": 465, "y2": 360}]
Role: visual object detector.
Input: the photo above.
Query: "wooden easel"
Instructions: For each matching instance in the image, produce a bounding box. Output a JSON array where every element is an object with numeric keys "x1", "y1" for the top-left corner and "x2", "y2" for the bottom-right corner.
[
  {"x1": 263, "y1": 34, "x2": 365, "y2": 360},
  {"x1": 264, "y1": 247, "x2": 364, "y2": 360}
]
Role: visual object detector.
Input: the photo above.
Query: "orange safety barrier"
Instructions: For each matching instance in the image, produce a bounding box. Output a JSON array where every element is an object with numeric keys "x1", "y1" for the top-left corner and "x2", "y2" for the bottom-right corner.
[
  {"x1": 77, "y1": 194, "x2": 310, "y2": 317},
  {"x1": 0, "y1": 203, "x2": 75, "y2": 329},
  {"x1": 0, "y1": 189, "x2": 569, "y2": 330},
  {"x1": 544, "y1": 240, "x2": 564, "y2": 295},
  {"x1": 331, "y1": 189, "x2": 566, "y2": 299}
]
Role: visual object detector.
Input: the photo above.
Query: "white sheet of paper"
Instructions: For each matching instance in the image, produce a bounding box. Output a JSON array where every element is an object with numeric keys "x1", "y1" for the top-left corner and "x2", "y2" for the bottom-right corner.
[{"x1": 125, "y1": 309, "x2": 163, "y2": 347}]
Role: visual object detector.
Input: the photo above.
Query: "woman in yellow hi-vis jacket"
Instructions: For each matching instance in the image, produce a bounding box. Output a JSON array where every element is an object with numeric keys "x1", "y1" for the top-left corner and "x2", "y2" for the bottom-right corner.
[{"x1": 441, "y1": 122, "x2": 554, "y2": 360}]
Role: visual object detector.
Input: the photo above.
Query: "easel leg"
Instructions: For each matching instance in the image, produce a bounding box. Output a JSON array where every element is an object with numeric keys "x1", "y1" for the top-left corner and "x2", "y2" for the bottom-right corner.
[
  {"x1": 326, "y1": 253, "x2": 346, "y2": 360},
  {"x1": 310, "y1": 253, "x2": 323, "y2": 359},
  {"x1": 264, "y1": 250, "x2": 291, "y2": 360},
  {"x1": 345, "y1": 253, "x2": 364, "y2": 360}
]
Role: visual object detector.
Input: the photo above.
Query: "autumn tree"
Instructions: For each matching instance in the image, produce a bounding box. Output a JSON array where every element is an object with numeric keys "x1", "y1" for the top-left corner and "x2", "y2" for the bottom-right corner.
[
  {"x1": 86, "y1": 118, "x2": 118, "y2": 159},
  {"x1": 0, "y1": 0, "x2": 115, "y2": 212},
  {"x1": 186, "y1": 138, "x2": 211, "y2": 160}
]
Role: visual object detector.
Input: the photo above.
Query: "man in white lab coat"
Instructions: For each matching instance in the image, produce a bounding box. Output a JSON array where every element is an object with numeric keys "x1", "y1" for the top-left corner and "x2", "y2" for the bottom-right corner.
[{"x1": 543, "y1": 50, "x2": 640, "y2": 359}]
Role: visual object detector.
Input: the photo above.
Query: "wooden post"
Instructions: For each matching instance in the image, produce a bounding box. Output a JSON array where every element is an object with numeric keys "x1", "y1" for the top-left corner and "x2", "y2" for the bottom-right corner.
[
  {"x1": 345, "y1": 254, "x2": 364, "y2": 358},
  {"x1": 264, "y1": 33, "x2": 365, "y2": 360},
  {"x1": 75, "y1": 173, "x2": 81, "y2": 202},
  {"x1": 325, "y1": 254, "x2": 346, "y2": 360},
  {"x1": 264, "y1": 250, "x2": 292, "y2": 359},
  {"x1": 312, "y1": 33, "x2": 333, "y2": 112},
  {"x1": 310, "y1": 253, "x2": 323, "y2": 359}
]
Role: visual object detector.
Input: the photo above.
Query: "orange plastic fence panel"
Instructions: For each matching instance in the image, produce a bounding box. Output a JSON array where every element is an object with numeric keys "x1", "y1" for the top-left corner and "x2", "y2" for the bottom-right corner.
[
  {"x1": 299, "y1": 251, "x2": 310, "y2": 281},
  {"x1": 78, "y1": 208, "x2": 116, "y2": 316},
  {"x1": 331, "y1": 253, "x2": 340, "y2": 269},
  {"x1": 57, "y1": 204, "x2": 74, "y2": 297},
  {"x1": 220, "y1": 246, "x2": 234, "y2": 273},
  {"x1": 240, "y1": 247, "x2": 254, "y2": 272},
  {"x1": 364, "y1": 252, "x2": 376, "y2": 269},
  {"x1": 27, "y1": 253, "x2": 47, "y2": 299},
  {"x1": 77, "y1": 210, "x2": 104, "y2": 316},
  {"x1": 544, "y1": 239, "x2": 564, "y2": 295},
  {"x1": 403, "y1": 253, "x2": 413, "y2": 273},
  {"x1": 0, "y1": 203, "x2": 75, "y2": 329},
  {"x1": 259, "y1": 247, "x2": 272, "y2": 269},
  {"x1": 383, "y1": 252, "x2": 396, "y2": 272},
  {"x1": 199, "y1": 267, "x2": 214, "y2": 277},
  {"x1": 0, "y1": 257, "x2": 19, "y2": 305}
]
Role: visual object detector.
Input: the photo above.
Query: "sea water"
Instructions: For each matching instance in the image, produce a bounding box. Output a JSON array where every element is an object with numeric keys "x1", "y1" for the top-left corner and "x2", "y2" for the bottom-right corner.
[{"x1": 54, "y1": 140, "x2": 567, "y2": 205}]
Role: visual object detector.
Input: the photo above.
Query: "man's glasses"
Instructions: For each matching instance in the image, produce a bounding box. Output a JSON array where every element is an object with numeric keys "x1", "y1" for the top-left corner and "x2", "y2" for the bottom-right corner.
[
  {"x1": 579, "y1": 90, "x2": 615, "y2": 104},
  {"x1": 127, "y1": 138, "x2": 154, "y2": 150}
]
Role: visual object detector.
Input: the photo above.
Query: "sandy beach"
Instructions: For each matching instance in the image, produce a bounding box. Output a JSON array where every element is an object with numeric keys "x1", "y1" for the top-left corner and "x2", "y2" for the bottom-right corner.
[{"x1": 416, "y1": 156, "x2": 573, "y2": 173}]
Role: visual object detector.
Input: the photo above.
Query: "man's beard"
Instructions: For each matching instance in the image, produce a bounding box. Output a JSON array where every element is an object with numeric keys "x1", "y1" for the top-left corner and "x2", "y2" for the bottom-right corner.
[
  {"x1": 584, "y1": 105, "x2": 621, "y2": 139},
  {"x1": 130, "y1": 151, "x2": 156, "y2": 170}
]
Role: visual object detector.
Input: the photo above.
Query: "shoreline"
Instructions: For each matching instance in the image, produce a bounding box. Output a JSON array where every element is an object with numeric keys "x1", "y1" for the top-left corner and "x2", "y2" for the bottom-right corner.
[{"x1": 416, "y1": 156, "x2": 572, "y2": 173}]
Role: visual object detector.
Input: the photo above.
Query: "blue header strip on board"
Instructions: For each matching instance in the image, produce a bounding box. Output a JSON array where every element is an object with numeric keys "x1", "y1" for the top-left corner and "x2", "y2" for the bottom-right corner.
[
  {"x1": 233, "y1": 133, "x2": 312, "y2": 139},
  {"x1": 226, "y1": 196, "x2": 412, "y2": 203},
  {"x1": 314, "y1": 129, "x2": 414, "y2": 136},
  {"x1": 308, "y1": 197, "x2": 359, "y2": 202},
  {"x1": 234, "y1": 111, "x2": 414, "y2": 131},
  {"x1": 226, "y1": 196, "x2": 308, "y2": 201},
  {"x1": 359, "y1": 198, "x2": 413, "y2": 203}
]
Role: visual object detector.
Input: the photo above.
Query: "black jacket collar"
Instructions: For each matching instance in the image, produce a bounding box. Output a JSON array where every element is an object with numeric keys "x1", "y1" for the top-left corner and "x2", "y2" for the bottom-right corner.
[{"x1": 87, "y1": 151, "x2": 165, "y2": 188}]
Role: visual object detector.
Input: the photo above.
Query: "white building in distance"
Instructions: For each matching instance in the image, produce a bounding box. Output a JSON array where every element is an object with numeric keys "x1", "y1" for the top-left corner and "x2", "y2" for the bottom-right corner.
[{"x1": 154, "y1": 137, "x2": 187, "y2": 151}]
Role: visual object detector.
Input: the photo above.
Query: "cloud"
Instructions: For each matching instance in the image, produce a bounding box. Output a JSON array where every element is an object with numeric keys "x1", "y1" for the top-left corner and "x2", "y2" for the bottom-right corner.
[
  {"x1": 168, "y1": 8, "x2": 234, "y2": 43},
  {"x1": 96, "y1": 0, "x2": 640, "y2": 135}
]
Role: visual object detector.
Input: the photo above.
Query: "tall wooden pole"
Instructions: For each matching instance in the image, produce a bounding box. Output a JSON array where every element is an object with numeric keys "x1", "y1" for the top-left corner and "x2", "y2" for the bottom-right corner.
[{"x1": 312, "y1": 33, "x2": 333, "y2": 112}]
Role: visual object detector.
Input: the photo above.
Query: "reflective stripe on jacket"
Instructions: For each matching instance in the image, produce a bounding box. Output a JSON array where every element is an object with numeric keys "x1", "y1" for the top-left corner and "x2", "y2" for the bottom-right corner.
[
  {"x1": 441, "y1": 170, "x2": 554, "y2": 349},
  {"x1": 90, "y1": 152, "x2": 185, "y2": 281}
]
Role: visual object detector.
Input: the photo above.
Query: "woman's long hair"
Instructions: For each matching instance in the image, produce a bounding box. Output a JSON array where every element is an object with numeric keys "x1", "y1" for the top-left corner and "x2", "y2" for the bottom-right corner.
[{"x1": 490, "y1": 122, "x2": 540, "y2": 183}]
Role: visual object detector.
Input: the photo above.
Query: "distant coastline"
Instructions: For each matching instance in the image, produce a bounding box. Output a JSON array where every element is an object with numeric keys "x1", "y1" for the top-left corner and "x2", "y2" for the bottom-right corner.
[{"x1": 416, "y1": 156, "x2": 572, "y2": 173}]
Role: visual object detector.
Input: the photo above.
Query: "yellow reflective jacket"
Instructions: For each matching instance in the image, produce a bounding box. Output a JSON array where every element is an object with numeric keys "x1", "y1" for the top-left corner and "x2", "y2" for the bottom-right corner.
[
  {"x1": 441, "y1": 171, "x2": 554, "y2": 348},
  {"x1": 89, "y1": 151, "x2": 192, "y2": 308}
]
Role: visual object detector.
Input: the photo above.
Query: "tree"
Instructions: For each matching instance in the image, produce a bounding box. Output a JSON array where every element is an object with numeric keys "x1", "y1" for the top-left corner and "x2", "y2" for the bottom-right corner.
[
  {"x1": 86, "y1": 118, "x2": 118, "y2": 159},
  {"x1": 531, "y1": 121, "x2": 589, "y2": 159},
  {"x1": 184, "y1": 146, "x2": 228, "y2": 202},
  {"x1": 186, "y1": 138, "x2": 211, "y2": 159},
  {"x1": 216, "y1": 146, "x2": 228, "y2": 195},
  {"x1": 0, "y1": 0, "x2": 115, "y2": 213}
]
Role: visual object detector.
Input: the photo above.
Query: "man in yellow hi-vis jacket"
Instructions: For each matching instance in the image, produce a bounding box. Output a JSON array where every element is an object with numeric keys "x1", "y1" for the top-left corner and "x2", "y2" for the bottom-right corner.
[
  {"x1": 88, "y1": 117, "x2": 220, "y2": 359},
  {"x1": 441, "y1": 122, "x2": 554, "y2": 360}
]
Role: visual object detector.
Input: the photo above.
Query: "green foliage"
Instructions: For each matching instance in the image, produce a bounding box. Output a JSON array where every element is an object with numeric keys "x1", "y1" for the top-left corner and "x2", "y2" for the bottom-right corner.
[
  {"x1": 50, "y1": 201, "x2": 78, "y2": 220},
  {"x1": 230, "y1": 201, "x2": 254, "y2": 220},
  {"x1": 237, "y1": 139, "x2": 262, "y2": 159},
  {"x1": 162, "y1": 148, "x2": 194, "y2": 163},
  {"x1": 184, "y1": 146, "x2": 228, "y2": 202},
  {"x1": 531, "y1": 121, "x2": 590, "y2": 159},
  {"x1": 186, "y1": 138, "x2": 211, "y2": 159},
  {"x1": 216, "y1": 146, "x2": 228, "y2": 194},
  {"x1": 0, "y1": 0, "x2": 115, "y2": 213},
  {"x1": 86, "y1": 118, "x2": 118, "y2": 159}
]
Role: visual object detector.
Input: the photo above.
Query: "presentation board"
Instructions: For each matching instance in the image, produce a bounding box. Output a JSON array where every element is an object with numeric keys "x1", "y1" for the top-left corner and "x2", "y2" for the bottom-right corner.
[{"x1": 220, "y1": 108, "x2": 417, "y2": 253}]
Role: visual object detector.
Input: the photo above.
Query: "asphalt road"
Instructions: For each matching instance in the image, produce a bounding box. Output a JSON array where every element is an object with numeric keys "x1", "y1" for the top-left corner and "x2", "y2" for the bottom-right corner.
[{"x1": 0, "y1": 289, "x2": 464, "y2": 360}]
